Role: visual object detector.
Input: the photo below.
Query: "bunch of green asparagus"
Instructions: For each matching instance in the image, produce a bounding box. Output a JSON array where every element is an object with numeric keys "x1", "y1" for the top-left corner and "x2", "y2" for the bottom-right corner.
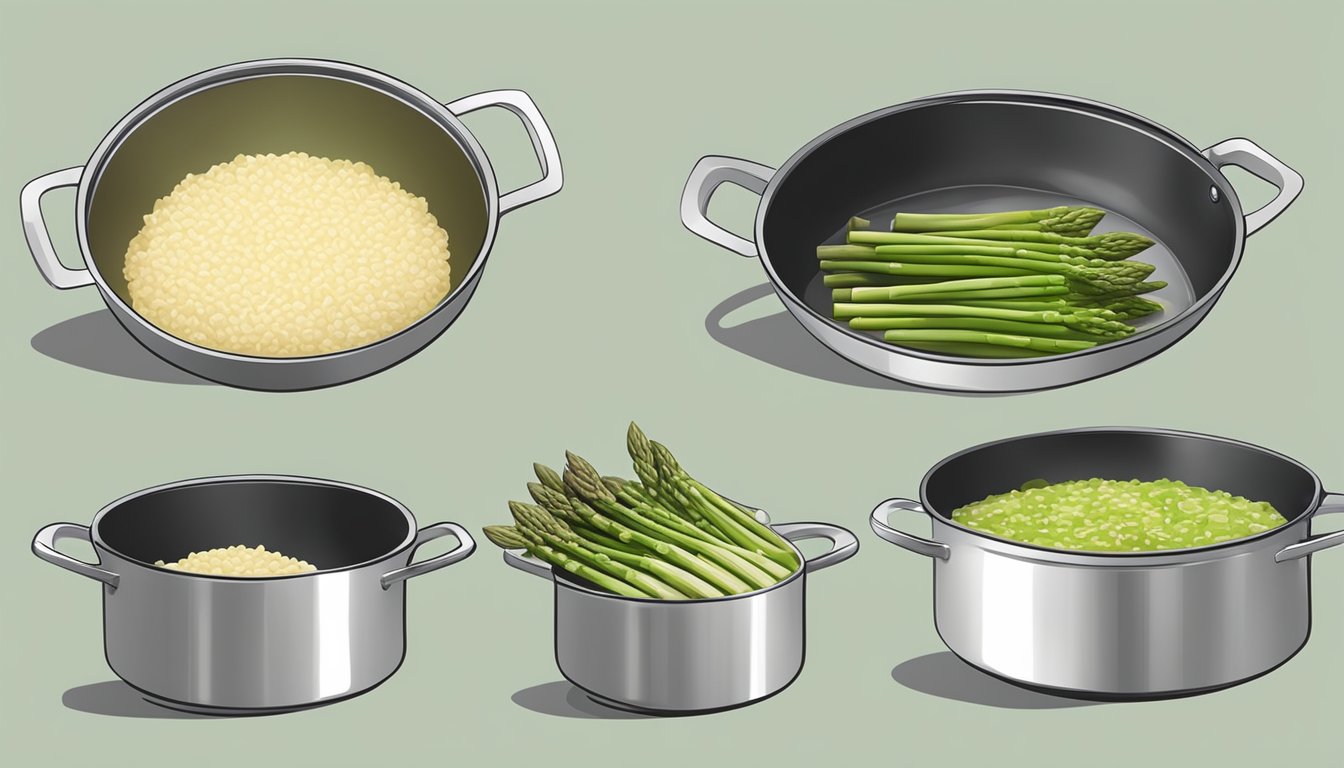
[
  {"x1": 483, "y1": 423, "x2": 799, "y2": 599},
  {"x1": 819, "y1": 207, "x2": 1167, "y2": 358}
]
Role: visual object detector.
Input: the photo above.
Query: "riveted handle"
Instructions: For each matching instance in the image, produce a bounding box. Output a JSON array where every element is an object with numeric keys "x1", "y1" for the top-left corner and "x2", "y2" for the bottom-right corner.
[
  {"x1": 869, "y1": 498, "x2": 950, "y2": 560},
  {"x1": 32, "y1": 523, "x2": 119, "y2": 588},
  {"x1": 445, "y1": 89, "x2": 563, "y2": 215},
  {"x1": 1203, "y1": 138, "x2": 1303, "y2": 236},
  {"x1": 381, "y1": 522, "x2": 476, "y2": 588},
  {"x1": 1276, "y1": 493, "x2": 1344, "y2": 562},
  {"x1": 773, "y1": 522, "x2": 859, "y2": 573},
  {"x1": 20, "y1": 167, "x2": 95, "y2": 289},
  {"x1": 679, "y1": 155, "x2": 774, "y2": 258}
]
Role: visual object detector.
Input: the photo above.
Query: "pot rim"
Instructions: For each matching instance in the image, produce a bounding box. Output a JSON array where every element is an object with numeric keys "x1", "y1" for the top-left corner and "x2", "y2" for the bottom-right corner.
[
  {"x1": 916, "y1": 426, "x2": 1323, "y2": 563},
  {"x1": 89, "y1": 473, "x2": 419, "y2": 582},
  {"x1": 73, "y1": 56, "x2": 501, "y2": 364},
  {"x1": 550, "y1": 526, "x2": 808, "y2": 604},
  {"x1": 753, "y1": 89, "x2": 1247, "y2": 367}
]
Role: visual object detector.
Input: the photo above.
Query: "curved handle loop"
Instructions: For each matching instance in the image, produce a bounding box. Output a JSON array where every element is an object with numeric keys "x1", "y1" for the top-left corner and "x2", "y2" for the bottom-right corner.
[
  {"x1": 679, "y1": 155, "x2": 774, "y2": 258},
  {"x1": 381, "y1": 522, "x2": 476, "y2": 588},
  {"x1": 445, "y1": 89, "x2": 563, "y2": 215},
  {"x1": 20, "y1": 166, "x2": 94, "y2": 289},
  {"x1": 772, "y1": 522, "x2": 859, "y2": 573},
  {"x1": 502, "y1": 548, "x2": 553, "y2": 581},
  {"x1": 1276, "y1": 493, "x2": 1344, "y2": 563},
  {"x1": 32, "y1": 523, "x2": 119, "y2": 588},
  {"x1": 1203, "y1": 138, "x2": 1303, "y2": 237},
  {"x1": 869, "y1": 498, "x2": 950, "y2": 560}
]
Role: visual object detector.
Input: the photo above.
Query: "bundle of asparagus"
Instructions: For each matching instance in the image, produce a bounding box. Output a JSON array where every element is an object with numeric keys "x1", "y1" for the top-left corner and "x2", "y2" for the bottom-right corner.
[
  {"x1": 820, "y1": 207, "x2": 1166, "y2": 358},
  {"x1": 483, "y1": 423, "x2": 799, "y2": 599}
]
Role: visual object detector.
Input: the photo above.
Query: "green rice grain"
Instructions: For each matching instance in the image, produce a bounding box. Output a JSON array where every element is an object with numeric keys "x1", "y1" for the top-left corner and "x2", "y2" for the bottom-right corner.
[{"x1": 952, "y1": 478, "x2": 1287, "y2": 552}]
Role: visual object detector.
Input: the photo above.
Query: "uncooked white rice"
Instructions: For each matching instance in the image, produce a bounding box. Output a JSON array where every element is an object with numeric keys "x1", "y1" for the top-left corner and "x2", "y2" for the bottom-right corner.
[
  {"x1": 155, "y1": 544, "x2": 316, "y2": 577},
  {"x1": 123, "y1": 151, "x2": 451, "y2": 357}
]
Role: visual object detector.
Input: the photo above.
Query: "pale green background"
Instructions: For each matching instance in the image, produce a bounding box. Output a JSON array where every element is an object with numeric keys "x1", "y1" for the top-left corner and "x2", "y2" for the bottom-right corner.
[{"x1": 2, "y1": 0, "x2": 1340, "y2": 765}]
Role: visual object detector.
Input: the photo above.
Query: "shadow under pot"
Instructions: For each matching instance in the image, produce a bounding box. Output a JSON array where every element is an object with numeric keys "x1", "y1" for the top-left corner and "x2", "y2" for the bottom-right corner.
[
  {"x1": 502, "y1": 518, "x2": 858, "y2": 715},
  {"x1": 869, "y1": 427, "x2": 1344, "y2": 699},
  {"x1": 31, "y1": 475, "x2": 476, "y2": 715},
  {"x1": 20, "y1": 57, "x2": 562, "y2": 391}
]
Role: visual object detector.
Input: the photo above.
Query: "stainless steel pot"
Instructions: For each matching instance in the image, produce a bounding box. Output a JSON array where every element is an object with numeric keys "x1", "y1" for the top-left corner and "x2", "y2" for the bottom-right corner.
[
  {"x1": 681, "y1": 91, "x2": 1303, "y2": 392},
  {"x1": 31, "y1": 475, "x2": 476, "y2": 715},
  {"x1": 20, "y1": 58, "x2": 563, "y2": 391},
  {"x1": 869, "y1": 428, "x2": 1343, "y2": 698},
  {"x1": 502, "y1": 518, "x2": 858, "y2": 714}
]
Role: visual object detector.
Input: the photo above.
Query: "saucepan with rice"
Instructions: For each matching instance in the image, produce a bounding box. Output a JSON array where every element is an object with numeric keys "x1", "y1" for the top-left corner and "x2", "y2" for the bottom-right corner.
[{"x1": 20, "y1": 58, "x2": 563, "y2": 390}]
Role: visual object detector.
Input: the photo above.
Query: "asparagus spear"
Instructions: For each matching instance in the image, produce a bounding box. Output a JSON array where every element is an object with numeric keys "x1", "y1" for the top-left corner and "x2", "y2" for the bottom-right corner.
[
  {"x1": 820, "y1": 260, "x2": 1036, "y2": 279},
  {"x1": 482, "y1": 525, "x2": 648, "y2": 599},
  {"x1": 881, "y1": 329, "x2": 1098, "y2": 352},
  {"x1": 847, "y1": 275, "x2": 1067, "y2": 301},
  {"x1": 896, "y1": 340, "x2": 1053, "y2": 358},
  {"x1": 849, "y1": 316, "x2": 1123, "y2": 340},
  {"x1": 890, "y1": 206, "x2": 1104, "y2": 237},
  {"x1": 563, "y1": 459, "x2": 753, "y2": 595},
  {"x1": 851, "y1": 231, "x2": 1121, "y2": 260},
  {"x1": 917, "y1": 229, "x2": 1155, "y2": 260},
  {"x1": 534, "y1": 463, "x2": 566, "y2": 493}
]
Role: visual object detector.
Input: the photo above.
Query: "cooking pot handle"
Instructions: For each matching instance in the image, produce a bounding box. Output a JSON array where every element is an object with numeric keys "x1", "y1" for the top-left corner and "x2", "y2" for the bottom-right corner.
[
  {"x1": 1202, "y1": 138, "x2": 1303, "y2": 237},
  {"x1": 772, "y1": 522, "x2": 859, "y2": 573},
  {"x1": 680, "y1": 155, "x2": 776, "y2": 258},
  {"x1": 20, "y1": 166, "x2": 95, "y2": 290},
  {"x1": 31, "y1": 523, "x2": 119, "y2": 588},
  {"x1": 444, "y1": 90, "x2": 563, "y2": 215},
  {"x1": 502, "y1": 548, "x2": 553, "y2": 581},
  {"x1": 1275, "y1": 492, "x2": 1344, "y2": 562},
  {"x1": 380, "y1": 522, "x2": 477, "y2": 589},
  {"x1": 869, "y1": 498, "x2": 951, "y2": 560}
]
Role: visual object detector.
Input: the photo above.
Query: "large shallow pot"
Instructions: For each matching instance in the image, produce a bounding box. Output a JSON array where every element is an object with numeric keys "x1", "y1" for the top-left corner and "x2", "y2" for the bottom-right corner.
[
  {"x1": 503, "y1": 517, "x2": 857, "y2": 714},
  {"x1": 681, "y1": 91, "x2": 1302, "y2": 392},
  {"x1": 31, "y1": 475, "x2": 476, "y2": 715},
  {"x1": 869, "y1": 428, "x2": 1343, "y2": 699},
  {"x1": 20, "y1": 58, "x2": 562, "y2": 391}
]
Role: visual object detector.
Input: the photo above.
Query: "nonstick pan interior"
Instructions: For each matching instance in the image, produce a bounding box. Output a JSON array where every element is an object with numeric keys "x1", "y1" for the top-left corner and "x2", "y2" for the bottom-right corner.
[
  {"x1": 922, "y1": 430, "x2": 1320, "y2": 524},
  {"x1": 763, "y1": 97, "x2": 1239, "y2": 329},
  {"x1": 96, "y1": 479, "x2": 413, "y2": 571}
]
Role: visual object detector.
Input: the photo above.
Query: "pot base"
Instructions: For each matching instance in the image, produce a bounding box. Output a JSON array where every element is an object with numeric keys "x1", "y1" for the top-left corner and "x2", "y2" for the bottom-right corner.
[{"x1": 140, "y1": 693, "x2": 338, "y2": 717}]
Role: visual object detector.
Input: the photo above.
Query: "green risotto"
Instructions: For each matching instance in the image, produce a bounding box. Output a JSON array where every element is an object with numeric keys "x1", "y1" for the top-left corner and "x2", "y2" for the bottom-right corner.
[{"x1": 952, "y1": 478, "x2": 1288, "y2": 552}]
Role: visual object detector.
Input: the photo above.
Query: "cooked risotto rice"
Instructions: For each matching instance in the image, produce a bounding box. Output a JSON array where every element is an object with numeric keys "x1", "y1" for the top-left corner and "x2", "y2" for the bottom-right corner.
[
  {"x1": 155, "y1": 544, "x2": 316, "y2": 577},
  {"x1": 123, "y1": 151, "x2": 451, "y2": 357}
]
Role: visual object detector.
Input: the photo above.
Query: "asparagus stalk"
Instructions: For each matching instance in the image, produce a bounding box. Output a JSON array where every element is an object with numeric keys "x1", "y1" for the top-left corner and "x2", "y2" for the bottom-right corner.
[
  {"x1": 819, "y1": 260, "x2": 1036, "y2": 279},
  {"x1": 482, "y1": 525, "x2": 649, "y2": 599},
  {"x1": 534, "y1": 463, "x2": 566, "y2": 493},
  {"x1": 890, "y1": 206, "x2": 1104, "y2": 237},
  {"x1": 897, "y1": 340, "x2": 1052, "y2": 358},
  {"x1": 881, "y1": 329, "x2": 1099, "y2": 352},
  {"x1": 851, "y1": 231, "x2": 1117, "y2": 260},
  {"x1": 509, "y1": 511, "x2": 687, "y2": 599},
  {"x1": 848, "y1": 275, "x2": 1067, "y2": 301},
  {"x1": 832, "y1": 252, "x2": 1154, "y2": 295},
  {"x1": 917, "y1": 229, "x2": 1155, "y2": 260},
  {"x1": 835, "y1": 302, "x2": 1134, "y2": 336},
  {"x1": 849, "y1": 316, "x2": 1121, "y2": 340},
  {"x1": 564, "y1": 457, "x2": 753, "y2": 595}
]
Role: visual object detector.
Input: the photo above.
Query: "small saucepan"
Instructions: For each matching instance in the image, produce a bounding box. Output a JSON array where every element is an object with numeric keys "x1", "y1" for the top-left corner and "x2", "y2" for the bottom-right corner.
[
  {"x1": 869, "y1": 427, "x2": 1342, "y2": 698},
  {"x1": 682, "y1": 91, "x2": 1303, "y2": 392},
  {"x1": 32, "y1": 475, "x2": 476, "y2": 715},
  {"x1": 20, "y1": 58, "x2": 562, "y2": 390},
  {"x1": 502, "y1": 513, "x2": 858, "y2": 714}
]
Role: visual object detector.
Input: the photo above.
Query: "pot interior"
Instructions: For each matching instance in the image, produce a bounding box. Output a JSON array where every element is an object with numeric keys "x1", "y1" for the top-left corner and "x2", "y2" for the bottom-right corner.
[
  {"x1": 85, "y1": 72, "x2": 490, "y2": 310},
  {"x1": 96, "y1": 479, "x2": 413, "y2": 571},
  {"x1": 761, "y1": 96, "x2": 1239, "y2": 328},
  {"x1": 923, "y1": 431, "x2": 1320, "y2": 525}
]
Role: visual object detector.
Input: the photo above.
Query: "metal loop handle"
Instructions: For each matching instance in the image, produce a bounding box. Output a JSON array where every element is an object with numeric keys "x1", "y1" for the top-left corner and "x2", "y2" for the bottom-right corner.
[
  {"x1": 20, "y1": 166, "x2": 94, "y2": 289},
  {"x1": 381, "y1": 522, "x2": 476, "y2": 588},
  {"x1": 1203, "y1": 138, "x2": 1303, "y2": 237},
  {"x1": 32, "y1": 523, "x2": 119, "y2": 588},
  {"x1": 1276, "y1": 493, "x2": 1344, "y2": 563},
  {"x1": 772, "y1": 522, "x2": 859, "y2": 573},
  {"x1": 679, "y1": 155, "x2": 775, "y2": 258},
  {"x1": 445, "y1": 89, "x2": 563, "y2": 215},
  {"x1": 502, "y1": 548, "x2": 553, "y2": 581},
  {"x1": 869, "y1": 498, "x2": 950, "y2": 560}
]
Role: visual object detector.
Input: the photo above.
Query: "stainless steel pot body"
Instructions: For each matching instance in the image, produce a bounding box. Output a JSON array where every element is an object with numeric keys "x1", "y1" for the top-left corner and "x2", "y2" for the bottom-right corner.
[
  {"x1": 32, "y1": 475, "x2": 476, "y2": 714},
  {"x1": 682, "y1": 91, "x2": 1303, "y2": 393},
  {"x1": 504, "y1": 521, "x2": 858, "y2": 713},
  {"x1": 20, "y1": 58, "x2": 562, "y2": 391},
  {"x1": 870, "y1": 428, "x2": 1344, "y2": 698}
]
